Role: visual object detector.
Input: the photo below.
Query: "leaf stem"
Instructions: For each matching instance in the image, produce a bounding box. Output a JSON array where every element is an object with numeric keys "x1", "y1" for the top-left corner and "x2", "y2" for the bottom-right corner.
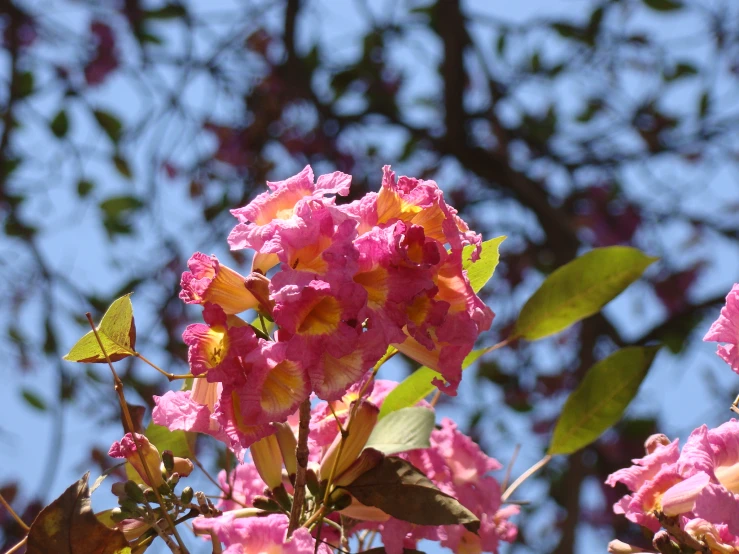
[
  {"x1": 287, "y1": 398, "x2": 311, "y2": 537},
  {"x1": 134, "y1": 352, "x2": 202, "y2": 381},
  {"x1": 0, "y1": 492, "x2": 29, "y2": 532},
  {"x1": 501, "y1": 454, "x2": 552, "y2": 502},
  {"x1": 501, "y1": 444, "x2": 521, "y2": 491},
  {"x1": 85, "y1": 313, "x2": 189, "y2": 554},
  {"x1": 191, "y1": 454, "x2": 246, "y2": 508}
]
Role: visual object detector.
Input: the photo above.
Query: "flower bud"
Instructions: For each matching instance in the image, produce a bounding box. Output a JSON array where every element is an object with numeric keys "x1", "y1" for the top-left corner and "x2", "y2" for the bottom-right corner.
[
  {"x1": 143, "y1": 488, "x2": 157, "y2": 504},
  {"x1": 111, "y1": 482, "x2": 127, "y2": 497},
  {"x1": 180, "y1": 486, "x2": 194, "y2": 505},
  {"x1": 607, "y1": 540, "x2": 651, "y2": 553},
  {"x1": 272, "y1": 484, "x2": 292, "y2": 512},
  {"x1": 118, "y1": 497, "x2": 140, "y2": 514},
  {"x1": 644, "y1": 434, "x2": 671, "y2": 455},
  {"x1": 319, "y1": 400, "x2": 379, "y2": 482},
  {"x1": 167, "y1": 472, "x2": 180, "y2": 488},
  {"x1": 244, "y1": 272, "x2": 274, "y2": 318},
  {"x1": 110, "y1": 508, "x2": 127, "y2": 523},
  {"x1": 652, "y1": 531, "x2": 680, "y2": 554},
  {"x1": 328, "y1": 490, "x2": 353, "y2": 511},
  {"x1": 108, "y1": 433, "x2": 165, "y2": 488},
  {"x1": 161, "y1": 450, "x2": 175, "y2": 474},
  {"x1": 333, "y1": 448, "x2": 383, "y2": 487},
  {"x1": 252, "y1": 496, "x2": 282, "y2": 512},
  {"x1": 305, "y1": 469, "x2": 320, "y2": 497},
  {"x1": 173, "y1": 457, "x2": 194, "y2": 478},
  {"x1": 124, "y1": 480, "x2": 146, "y2": 503},
  {"x1": 251, "y1": 433, "x2": 284, "y2": 490},
  {"x1": 274, "y1": 423, "x2": 298, "y2": 477}
]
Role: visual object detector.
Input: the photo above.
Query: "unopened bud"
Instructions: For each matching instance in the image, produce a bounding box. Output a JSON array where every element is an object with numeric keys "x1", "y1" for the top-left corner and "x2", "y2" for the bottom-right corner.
[
  {"x1": 180, "y1": 486, "x2": 194, "y2": 504},
  {"x1": 111, "y1": 482, "x2": 127, "y2": 497},
  {"x1": 124, "y1": 480, "x2": 146, "y2": 503},
  {"x1": 251, "y1": 433, "x2": 284, "y2": 490},
  {"x1": 144, "y1": 488, "x2": 157, "y2": 503},
  {"x1": 252, "y1": 496, "x2": 282, "y2": 512},
  {"x1": 328, "y1": 490, "x2": 353, "y2": 511},
  {"x1": 167, "y1": 472, "x2": 180, "y2": 488},
  {"x1": 109, "y1": 508, "x2": 127, "y2": 523},
  {"x1": 305, "y1": 469, "x2": 320, "y2": 497},
  {"x1": 652, "y1": 530, "x2": 680, "y2": 554},
  {"x1": 607, "y1": 540, "x2": 650, "y2": 553},
  {"x1": 173, "y1": 457, "x2": 194, "y2": 478},
  {"x1": 272, "y1": 484, "x2": 293, "y2": 512},
  {"x1": 158, "y1": 482, "x2": 172, "y2": 496},
  {"x1": 108, "y1": 433, "x2": 165, "y2": 488},
  {"x1": 320, "y1": 400, "x2": 379, "y2": 482},
  {"x1": 334, "y1": 448, "x2": 383, "y2": 487},
  {"x1": 162, "y1": 450, "x2": 175, "y2": 474},
  {"x1": 244, "y1": 272, "x2": 274, "y2": 318},
  {"x1": 645, "y1": 434, "x2": 671, "y2": 455},
  {"x1": 274, "y1": 423, "x2": 297, "y2": 477},
  {"x1": 119, "y1": 498, "x2": 140, "y2": 514}
]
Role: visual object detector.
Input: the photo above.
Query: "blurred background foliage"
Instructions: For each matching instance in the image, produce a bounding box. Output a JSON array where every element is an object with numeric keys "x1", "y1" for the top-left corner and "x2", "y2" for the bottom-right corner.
[{"x1": 1, "y1": 0, "x2": 738, "y2": 552}]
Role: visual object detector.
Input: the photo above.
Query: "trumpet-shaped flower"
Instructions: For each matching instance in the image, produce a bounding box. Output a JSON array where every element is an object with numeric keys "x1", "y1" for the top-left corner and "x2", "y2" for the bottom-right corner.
[
  {"x1": 228, "y1": 165, "x2": 351, "y2": 253},
  {"x1": 180, "y1": 252, "x2": 258, "y2": 315},
  {"x1": 216, "y1": 463, "x2": 267, "y2": 512},
  {"x1": 704, "y1": 283, "x2": 739, "y2": 374},
  {"x1": 228, "y1": 339, "x2": 310, "y2": 424},
  {"x1": 182, "y1": 304, "x2": 258, "y2": 385},
  {"x1": 193, "y1": 513, "x2": 331, "y2": 554}
]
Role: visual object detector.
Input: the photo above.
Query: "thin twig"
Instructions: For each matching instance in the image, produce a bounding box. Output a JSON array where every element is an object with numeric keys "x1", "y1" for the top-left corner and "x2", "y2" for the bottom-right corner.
[
  {"x1": 0, "y1": 492, "x2": 29, "y2": 532},
  {"x1": 135, "y1": 352, "x2": 200, "y2": 381},
  {"x1": 5, "y1": 536, "x2": 27, "y2": 554},
  {"x1": 287, "y1": 398, "x2": 311, "y2": 536},
  {"x1": 501, "y1": 454, "x2": 552, "y2": 502},
  {"x1": 502, "y1": 444, "x2": 521, "y2": 491},
  {"x1": 85, "y1": 313, "x2": 188, "y2": 553},
  {"x1": 191, "y1": 454, "x2": 246, "y2": 507}
]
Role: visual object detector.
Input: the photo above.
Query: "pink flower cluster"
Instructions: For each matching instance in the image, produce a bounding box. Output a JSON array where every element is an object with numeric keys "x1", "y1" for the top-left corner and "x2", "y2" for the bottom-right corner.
[
  {"x1": 704, "y1": 283, "x2": 739, "y2": 375},
  {"x1": 606, "y1": 423, "x2": 739, "y2": 553},
  {"x1": 153, "y1": 165, "x2": 493, "y2": 453},
  {"x1": 190, "y1": 380, "x2": 516, "y2": 554}
]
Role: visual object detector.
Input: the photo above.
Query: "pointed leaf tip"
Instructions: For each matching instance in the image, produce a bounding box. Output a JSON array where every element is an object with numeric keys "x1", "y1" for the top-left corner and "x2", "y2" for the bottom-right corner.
[{"x1": 64, "y1": 294, "x2": 136, "y2": 363}]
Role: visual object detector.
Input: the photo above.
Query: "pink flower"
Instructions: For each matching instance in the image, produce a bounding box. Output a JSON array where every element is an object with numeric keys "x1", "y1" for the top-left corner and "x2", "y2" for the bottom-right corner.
[
  {"x1": 214, "y1": 390, "x2": 275, "y2": 452},
  {"x1": 227, "y1": 339, "x2": 310, "y2": 424},
  {"x1": 180, "y1": 252, "x2": 258, "y2": 315},
  {"x1": 228, "y1": 165, "x2": 351, "y2": 253},
  {"x1": 193, "y1": 513, "x2": 331, "y2": 554},
  {"x1": 216, "y1": 463, "x2": 266, "y2": 512},
  {"x1": 704, "y1": 284, "x2": 739, "y2": 374},
  {"x1": 182, "y1": 304, "x2": 258, "y2": 384},
  {"x1": 108, "y1": 433, "x2": 164, "y2": 488}
]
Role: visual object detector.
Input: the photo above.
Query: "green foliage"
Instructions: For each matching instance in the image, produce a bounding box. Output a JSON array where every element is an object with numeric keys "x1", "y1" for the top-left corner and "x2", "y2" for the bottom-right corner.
[
  {"x1": 93, "y1": 110, "x2": 123, "y2": 143},
  {"x1": 379, "y1": 348, "x2": 487, "y2": 419},
  {"x1": 64, "y1": 294, "x2": 136, "y2": 363},
  {"x1": 643, "y1": 0, "x2": 684, "y2": 11},
  {"x1": 50, "y1": 110, "x2": 70, "y2": 138},
  {"x1": 548, "y1": 346, "x2": 661, "y2": 456},
  {"x1": 77, "y1": 179, "x2": 95, "y2": 198},
  {"x1": 342, "y1": 456, "x2": 479, "y2": 531},
  {"x1": 145, "y1": 4, "x2": 188, "y2": 19},
  {"x1": 511, "y1": 247, "x2": 657, "y2": 341},
  {"x1": 25, "y1": 473, "x2": 130, "y2": 554},
  {"x1": 364, "y1": 407, "x2": 434, "y2": 455},
  {"x1": 21, "y1": 389, "x2": 47, "y2": 411},
  {"x1": 112, "y1": 155, "x2": 133, "y2": 180},
  {"x1": 462, "y1": 236, "x2": 506, "y2": 293}
]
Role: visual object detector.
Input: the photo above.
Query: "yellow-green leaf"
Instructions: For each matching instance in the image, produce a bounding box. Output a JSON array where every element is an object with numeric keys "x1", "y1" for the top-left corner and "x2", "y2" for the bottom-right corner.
[
  {"x1": 548, "y1": 346, "x2": 661, "y2": 456},
  {"x1": 512, "y1": 247, "x2": 657, "y2": 341},
  {"x1": 64, "y1": 294, "x2": 136, "y2": 363},
  {"x1": 462, "y1": 236, "x2": 506, "y2": 293},
  {"x1": 379, "y1": 348, "x2": 487, "y2": 419},
  {"x1": 364, "y1": 407, "x2": 435, "y2": 455}
]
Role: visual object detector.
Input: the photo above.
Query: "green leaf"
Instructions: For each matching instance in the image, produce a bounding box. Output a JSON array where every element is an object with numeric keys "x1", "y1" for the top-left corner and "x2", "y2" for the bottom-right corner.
[
  {"x1": 93, "y1": 110, "x2": 123, "y2": 143},
  {"x1": 22, "y1": 389, "x2": 47, "y2": 411},
  {"x1": 77, "y1": 179, "x2": 95, "y2": 198},
  {"x1": 379, "y1": 348, "x2": 487, "y2": 419},
  {"x1": 548, "y1": 346, "x2": 661, "y2": 455},
  {"x1": 100, "y1": 196, "x2": 144, "y2": 217},
  {"x1": 50, "y1": 110, "x2": 69, "y2": 138},
  {"x1": 665, "y1": 62, "x2": 698, "y2": 82},
  {"x1": 26, "y1": 473, "x2": 131, "y2": 554},
  {"x1": 699, "y1": 91, "x2": 710, "y2": 117},
  {"x1": 364, "y1": 407, "x2": 435, "y2": 455},
  {"x1": 145, "y1": 4, "x2": 187, "y2": 19},
  {"x1": 15, "y1": 71, "x2": 34, "y2": 97},
  {"x1": 113, "y1": 155, "x2": 133, "y2": 179},
  {"x1": 643, "y1": 0, "x2": 683, "y2": 10},
  {"x1": 343, "y1": 456, "x2": 479, "y2": 531},
  {"x1": 462, "y1": 236, "x2": 506, "y2": 293},
  {"x1": 64, "y1": 294, "x2": 136, "y2": 363},
  {"x1": 511, "y1": 247, "x2": 657, "y2": 341}
]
